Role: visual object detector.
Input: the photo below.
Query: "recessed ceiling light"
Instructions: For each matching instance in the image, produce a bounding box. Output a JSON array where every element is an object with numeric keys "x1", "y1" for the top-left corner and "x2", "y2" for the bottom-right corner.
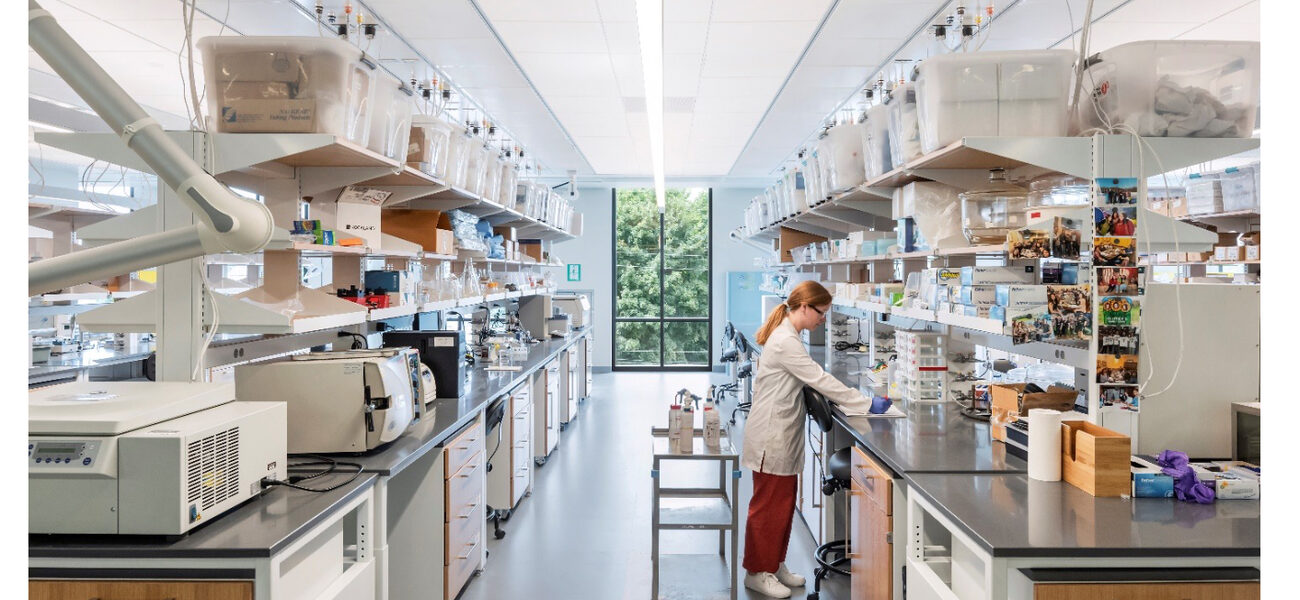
[{"x1": 635, "y1": 0, "x2": 665, "y2": 211}]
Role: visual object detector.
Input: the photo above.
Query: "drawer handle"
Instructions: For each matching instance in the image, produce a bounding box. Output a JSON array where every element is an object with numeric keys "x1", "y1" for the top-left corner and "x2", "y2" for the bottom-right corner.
[
  {"x1": 457, "y1": 539, "x2": 480, "y2": 560},
  {"x1": 458, "y1": 463, "x2": 480, "y2": 478},
  {"x1": 457, "y1": 503, "x2": 479, "y2": 519}
]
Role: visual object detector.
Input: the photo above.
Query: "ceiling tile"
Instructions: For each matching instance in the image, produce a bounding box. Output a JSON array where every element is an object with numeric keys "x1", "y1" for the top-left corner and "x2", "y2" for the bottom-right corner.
[
  {"x1": 696, "y1": 76, "x2": 782, "y2": 99},
  {"x1": 367, "y1": 0, "x2": 489, "y2": 38},
  {"x1": 710, "y1": 0, "x2": 833, "y2": 22},
  {"x1": 409, "y1": 38, "x2": 513, "y2": 68},
  {"x1": 492, "y1": 21, "x2": 608, "y2": 53},
  {"x1": 609, "y1": 53, "x2": 645, "y2": 96},
  {"x1": 603, "y1": 20, "x2": 642, "y2": 54},
  {"x1": 664, "y1": 21, "x2": 708, "y2": 54},
  {"x1": 664, "y1": 53, "x2": 702, "y2": 97},
  {"x1": 666, "y1": 0, "x2": 714, "y2": 23},
  {"x1": 817, "y1": 0, "x2": 944, "y2": 40},
  {"x1": 801, "y1": 37, "x2": 893, "y2": 67},
  {"x1": 1105, "y1": 0, "x2": 1254, "y2": 24},
  {"x1": 595, "y1": 0, "x2": 638, "y2": 22},
  {"x1": 516, "y1": 53, "x2": 621, "y2": 97},
  {"x1": 477, "y1": 0, "x2": 602, "y2": 22}
]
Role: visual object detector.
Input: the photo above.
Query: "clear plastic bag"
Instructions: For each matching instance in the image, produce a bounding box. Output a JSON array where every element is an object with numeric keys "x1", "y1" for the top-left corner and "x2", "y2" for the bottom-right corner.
[{"x1": 449, "y1": 209, "x2": 488, "y2": 252}]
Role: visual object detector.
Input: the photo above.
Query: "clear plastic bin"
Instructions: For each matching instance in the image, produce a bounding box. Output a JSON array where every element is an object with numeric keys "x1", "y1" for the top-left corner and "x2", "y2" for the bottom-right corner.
[
  {"x1": 1026, "y1": 174, "x2": 1090, "y2": 209},
  {"x1": 1186, "y1": 177, "x2": 1224, "y2": 215},
  {"x1": 367, "y1": 72, "x2": 413, "y2": 161},
  {"x1": 408, "y1": 116, "x2": 454, "y2": 178},
  {"x1": 888, "y1": 82, "x2": 923, "y2": 167},
  {"x1": 445, "y1": 127, "x2": 474, "y2": 189},
  {"x1": 786, "y1": 169, "x2": 808, "y2": 214},
  {"x1": 916, "y1": 50, "x2": 1075, "y2": 153},
  {"x1": 959, "y1": 169, "x2": 1029, "y2": 244},
  {"x1": 801, "y1": 150, "x2": 824, "y2": 206},
  {"x1": 499, "y1": 161, "x2": 519, "y2": 209},
  {"x1": 862, "y1": 104, "x2": 893, "y2": 179},
  {"x1": 1075, "y1": 40, "x2": 1260, "y2": 138},
  {"x1": 819, "y1": 122, "x2": 867, "y2": 194},
  {"x1": 1220, "y1": 164, "x2": 1259, "y2": 212},
  {"x1": 199, "y1": 36, "x2": 374, "y2": 144},
  {"x1": 464, "y1": 142, "x2": 491, "y2": 198}
]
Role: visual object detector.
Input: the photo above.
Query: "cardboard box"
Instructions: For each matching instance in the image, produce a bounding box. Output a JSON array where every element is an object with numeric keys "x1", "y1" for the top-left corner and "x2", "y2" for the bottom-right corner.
[
  {"x1": 1215, "y1": 246, "x2": 1245, "y2": 261},
  {"x1": 995, "y1": 285, "x2": 1047, "y2": 307},
  {"x1": 1245, "y1": 245, "x2": 1260, "y2": 261},
  {"x1": 962, "y1": 305, "x2": 992, "y2": 318},
  {"x1": 1240, "y1": 231, "x2": 1261, "y2": 246},
  {"x1": 381, "y1": 209, "x2": 455, "y2": 255},
  {"x1": 1148, "y1": 198, "x2": 1168, "y2": 216},
  {"x1": 778, "y1": 227, "x2": 828, "y2": 263},
  {"x1": 493, "y1": 226, "x2": 518, "y2": 242},
  {"x1": 1217, "y1": 232, "x2": 1241, "y2": 247},
  {"x1": 989, "y1": 383, "x2": 1077, "y2": 441},
  {"x1": 1061, "y1": 421, "x2": 1131, "y2": 497},
  {"x1": 1167, "y1": 196, "x2": 1189, "y2": 218},
  {"x1": 961, "y1": 266, "x2": 1036, "y2": 286},
  {"x1": 520, "y1": 239, "x2": 544, "y2": 262},
  {"x1": 935, "y1": 267, "x2": 963, "y2": 287},
  {"x1": 217, "y1": 98, "x2": 316, "y2": 133}
]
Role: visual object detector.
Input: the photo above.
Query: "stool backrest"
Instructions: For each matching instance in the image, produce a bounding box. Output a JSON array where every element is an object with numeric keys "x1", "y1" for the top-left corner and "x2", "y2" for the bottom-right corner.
[{"x1": 802, "y1": 386, "x2": 833, "y2": 434}]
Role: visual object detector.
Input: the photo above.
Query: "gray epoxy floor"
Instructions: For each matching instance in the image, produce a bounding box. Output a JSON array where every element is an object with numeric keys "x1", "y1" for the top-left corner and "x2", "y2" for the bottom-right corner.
[{"x1": 459, "y1": 371, "x2": 850, "y2": 600}]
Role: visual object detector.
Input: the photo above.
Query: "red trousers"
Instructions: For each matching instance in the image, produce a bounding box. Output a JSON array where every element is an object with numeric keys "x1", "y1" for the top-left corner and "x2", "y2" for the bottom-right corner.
[{"x1": 743, "y1": 471, "x2": 798, "y2": 573}]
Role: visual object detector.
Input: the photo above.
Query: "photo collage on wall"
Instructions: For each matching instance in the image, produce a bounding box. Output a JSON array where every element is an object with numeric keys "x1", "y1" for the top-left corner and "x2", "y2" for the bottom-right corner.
[{"x1": 1092, "y1": 178, "x2": 1142, "y2": 412}]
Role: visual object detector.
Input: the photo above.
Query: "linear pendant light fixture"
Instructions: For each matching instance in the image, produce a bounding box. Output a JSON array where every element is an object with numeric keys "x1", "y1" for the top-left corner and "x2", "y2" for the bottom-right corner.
[{"x1": 635, "y1": 0, "x2": 666, "y2": 212}]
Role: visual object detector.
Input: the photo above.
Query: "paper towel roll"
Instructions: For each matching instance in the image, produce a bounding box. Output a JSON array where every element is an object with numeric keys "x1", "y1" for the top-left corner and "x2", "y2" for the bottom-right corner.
[{"x1": 1028, "y1": 408, "x2": 1063, "y2": 482}]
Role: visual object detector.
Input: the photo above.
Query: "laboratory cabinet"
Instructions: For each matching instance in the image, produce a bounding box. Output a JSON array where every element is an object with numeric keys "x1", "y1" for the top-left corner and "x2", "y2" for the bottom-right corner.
[
  {"x1": 534, "y1": 360, "x2": 561, "y2": 463},
  {"x1": 29, "y1": 580, "x2": 254, "y2": 600},
  {"x1": 1031, "y1": 582, "x2": 1259, "y2": 600},
  {"x1": 443, "y1": 421, "x2": 486, "y2": 600},
  {"x1": 850, "y1": 447, "x2": 892, "y2": 600},
  {"x1": 561, "y1": 347, "x2": 579, "y2": 425},
  {"x1": 487, "y1": 382, "x2": 534, "y2": 512},
  {"x1": 798, "y1": 427, "x2": 827, "y2": 545}
]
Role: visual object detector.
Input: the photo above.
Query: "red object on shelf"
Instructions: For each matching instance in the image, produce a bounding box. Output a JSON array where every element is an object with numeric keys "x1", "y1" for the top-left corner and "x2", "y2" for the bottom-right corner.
[
  {"x1": 340, "y1": 296, "x2": 368, "y2": 306},
  {"x1": 365, "y1": 294, "x2": 390, "y2": 309}
]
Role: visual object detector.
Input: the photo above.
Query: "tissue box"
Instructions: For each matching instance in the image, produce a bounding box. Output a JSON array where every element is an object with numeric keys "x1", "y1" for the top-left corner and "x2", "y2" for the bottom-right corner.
[
  {"x1": 960, "y1": 285, "x2": 998, "y2": 306},
  {"x1": 963, "y1": 305, "x2": 992, "y2": 318},
  {"x1": 996, "y1": 285, "x2": 1047, "y2": 307},
  {"x1": 990, "y1": 305, "x2": 1006, "y2": 321},
  {"x1": 961, "y1": 266, "x2": 1037, "y2": 285},
  {"x1": 1213, "y1": 474, "x2": 1260, "y2": 500},
  {"x1": 1245, "y1": 245, "x2": 1260, "y2": 261},
  {"x1": 1132, "y1": 472, "x2": 1176, "y2": 498}
]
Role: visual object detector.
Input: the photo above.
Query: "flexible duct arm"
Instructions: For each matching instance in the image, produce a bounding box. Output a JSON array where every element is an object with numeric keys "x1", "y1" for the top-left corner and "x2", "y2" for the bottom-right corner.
[{"x1": 27, "y1": 0, "x2": 274, "y2": 296}]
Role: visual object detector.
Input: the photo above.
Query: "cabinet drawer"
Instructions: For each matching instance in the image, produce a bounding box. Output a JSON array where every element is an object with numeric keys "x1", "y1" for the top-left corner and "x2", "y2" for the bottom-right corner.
[
  {"x1": 512, "y1": 390, "x2": 531, "y2": 417},
  {"x1": 445, "y1": 530, "x2": 482, "y2": 599},
  {"x1": 445, "y1": 496, "x2": 483, "y2": 564},
  {"x1": 1034, "y1": 582, "x2": 1260, "y2": 599},
  {"x1": 444, "y1": 421, "x2": 484, "y2": 477},
  {"x1": 445, "y1": 451, "x2": 484, "y2": 524},
  {"x1": 851, "y1": 447, "x2": 892, "y2": 515},
  {"x1": 29, "y1": 580, "x2": 253, "y2": 600}
]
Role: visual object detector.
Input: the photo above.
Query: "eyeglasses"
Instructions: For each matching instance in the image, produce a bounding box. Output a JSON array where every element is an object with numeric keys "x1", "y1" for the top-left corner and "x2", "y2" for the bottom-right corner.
[{"x1": 807, "y1": 305, "x2": 825, "y2": 317}]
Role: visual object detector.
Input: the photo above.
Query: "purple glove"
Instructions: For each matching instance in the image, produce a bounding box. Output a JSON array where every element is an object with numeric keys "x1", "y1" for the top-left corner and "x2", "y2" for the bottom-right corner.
[
  {"x1": 1157, "y1": 450, "x2": 1215, "y2": 504},
  {"x1": 870, "y1": 396, "x2": 893, "y2": 414}
]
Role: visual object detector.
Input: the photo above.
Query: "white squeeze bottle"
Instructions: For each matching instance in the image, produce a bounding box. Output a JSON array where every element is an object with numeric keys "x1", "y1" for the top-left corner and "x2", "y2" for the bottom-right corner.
[
  {"x1": 678, "y1": 403, "x2": 695, "y2": 454},
  {"x1": 703, "y1": 399, "x2": 721, "y2": 450}
]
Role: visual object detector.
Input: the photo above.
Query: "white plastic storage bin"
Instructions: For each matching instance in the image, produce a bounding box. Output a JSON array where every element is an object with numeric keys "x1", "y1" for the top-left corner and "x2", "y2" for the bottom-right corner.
[
  {"x1": 407, "y1": 116, "x2": 454, "y2": 179},
  {"x1": 481, "y1": 154, "x2": 503, "y2": 206},
  {"x1": 1075, "y1": 40, "x2": 1260, "y2": 138},
  {"x1": 786, "y1": 169, "x2": 809, "y2": 214},
  {"x1": 818, "y1": 123, "x2": 867, "y2": 194},
  {"x1": 916, "y1": 50, "x2": 1075, "y2": 153},
  {"x1": 801, "y1": 150, "x2": 824, "y2": 206},
  {"x1": 1186, "y1": 176, "x2": 1225, "y2": 215},
  {"x1": 464, "y1": 142, "x2": 490, "y2": 197},
  {"x1": 888, "y1": 82, "x2": 923, "y2": 167},
  {"x1": 1219, "y1": 164, "x2": 1260, "y2": 212},
  {"x1": 367, "y1": 72, "x2": 413, "y2": 161},
  {"x1": 199, "y1": 36, "x2": 374, "y2": 144},
  {"x1": 499, "y1": 161, "x2": 520, "y2": 209},
  {"x1": 862, "y1": 103, "x2": 893, "y2": 179}
]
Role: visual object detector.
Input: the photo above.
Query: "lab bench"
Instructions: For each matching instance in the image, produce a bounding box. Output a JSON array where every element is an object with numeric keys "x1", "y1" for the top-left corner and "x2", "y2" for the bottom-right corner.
[
  {"x1": 794, "y1": 345, "x2": 1260, "y2": 599},
  {"x1": 29, "y1": 327, "x2": 593, "y2": 600},
  {"x1": 30, "y1": 474, "x2": 378, "y2": 600},
  {"x1": 28, "y1": 341, "x2": 155, "y2": 388}
]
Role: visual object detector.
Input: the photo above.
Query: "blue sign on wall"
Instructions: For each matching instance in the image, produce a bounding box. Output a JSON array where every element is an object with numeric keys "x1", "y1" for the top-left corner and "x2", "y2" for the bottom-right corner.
[{"x1": 567, "y1": 264, "x2": 582, "y2": 282}]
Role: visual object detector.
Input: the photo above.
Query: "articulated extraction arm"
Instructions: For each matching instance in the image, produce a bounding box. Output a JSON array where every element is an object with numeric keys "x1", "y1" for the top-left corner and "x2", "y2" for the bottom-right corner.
[{"x1": 27, "y1": 0, "x2": 275, "y2": 296}]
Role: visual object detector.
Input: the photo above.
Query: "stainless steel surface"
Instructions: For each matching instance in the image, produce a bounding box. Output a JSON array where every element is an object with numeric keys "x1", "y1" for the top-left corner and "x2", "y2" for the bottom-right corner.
[
  {"x1": 28, "y1": 342, "x2": 155, "y2": 386},
  {"x1": 907, "y1": 473, "x2": 1260, "y2": 557},
  {"x1": 29, "y1": 473, "x2": 375, "y2": 558}
]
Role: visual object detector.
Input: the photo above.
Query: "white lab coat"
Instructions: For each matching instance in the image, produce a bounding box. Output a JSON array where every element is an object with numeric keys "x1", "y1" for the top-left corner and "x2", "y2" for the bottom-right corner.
[{"x1": 741, "y1": 318, "x2": 872, "y2": 476}]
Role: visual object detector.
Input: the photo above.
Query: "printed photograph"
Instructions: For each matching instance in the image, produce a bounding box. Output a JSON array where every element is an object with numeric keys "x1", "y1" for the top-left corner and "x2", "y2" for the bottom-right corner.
[
  {"x1": 1008, "y1": 227, "x2": 1051, "y2": 259},
  {"x1": 1052, "y1": 216, "x2": 1084, "y2": 259},
  {"x1": 1098, "y1": 325, "x2": 1140, "y2": 355},
  {"x1": 1048, "y1": 285, "x2": 1092, "y2": 340},
  {"x1": 1093, "y1": 236, "x2": 1136, "y2": 266},
  {"x1": 1011, "y1": 310, "x2": 1051, "y2": 345},
  {"x1": 1097, "y1": 267, "x2": 1141, "y2": 295},
  {"x1": 1096, "y1": 177, "x2": 1139, "y2": 206},
  {"x1": 1100, "y1": 385, "x2": 1140, "y2": 411},
  {"x1": 1097, "y1": 354, "x2": 1140, "y2": 385},
  {"x1": 1100, "y1": 296, "x2": 1140, "y2": 327},
  {"x1": 1094, "y1": 207, "x2": 1138, "y2": 237}
]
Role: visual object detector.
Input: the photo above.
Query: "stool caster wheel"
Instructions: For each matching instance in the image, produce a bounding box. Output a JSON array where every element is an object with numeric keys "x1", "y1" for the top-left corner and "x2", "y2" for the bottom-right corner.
[
  {"x1": 806, "y1": 593, "x2": 819, "y2": 600},
  {"x1": 814, "y1": 567, "x2": 825, "y2": 579},
  {"x1": 494, "y1": 529, "x2": 507, "y2": 540}
]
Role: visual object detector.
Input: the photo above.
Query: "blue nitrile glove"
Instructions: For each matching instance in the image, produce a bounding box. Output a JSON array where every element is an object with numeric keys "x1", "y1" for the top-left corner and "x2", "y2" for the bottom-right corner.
[
  {"x1": 869, "y1": 396, "x2": 893, "y2": 414},
  {"x1": 1157, "y1": 450, "x2": 1215, "y2": 504}
]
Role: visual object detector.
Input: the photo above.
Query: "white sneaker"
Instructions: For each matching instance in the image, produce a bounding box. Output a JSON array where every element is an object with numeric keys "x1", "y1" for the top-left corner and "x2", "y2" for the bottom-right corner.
[
  {"x1": 776, "y1": 563, "x2": 806, "y2": 587},
  {"x1": 744, "y1": 572, "x2": 792, "y2": 598}
]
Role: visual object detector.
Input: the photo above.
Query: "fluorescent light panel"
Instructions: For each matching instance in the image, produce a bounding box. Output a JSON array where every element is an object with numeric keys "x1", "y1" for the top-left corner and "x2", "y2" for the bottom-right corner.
[{"x1": 635, "y1": 0, "x2": 665, "y2": 211}]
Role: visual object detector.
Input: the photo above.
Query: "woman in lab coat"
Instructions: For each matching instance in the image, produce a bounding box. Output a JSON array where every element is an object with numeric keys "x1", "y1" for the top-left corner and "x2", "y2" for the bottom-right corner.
[{"x1": 741, "y1": 280, "x2": 874, "y2": 598}]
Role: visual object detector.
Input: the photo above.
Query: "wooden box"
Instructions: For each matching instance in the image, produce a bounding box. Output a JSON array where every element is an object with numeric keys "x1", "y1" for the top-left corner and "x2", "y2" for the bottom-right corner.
[
  {"x1": 382, "y1": 209, "x2": 455, "y2": 255},
  {"x1": 989, "y1": 383, "x2": 1077, "y2": 441},
  {"x1": 1061, "y1": 421, "x2": 1131, "y2": 497},
  {"x1": 778, "y1": 227, "x2": 828, "y2": 264}
]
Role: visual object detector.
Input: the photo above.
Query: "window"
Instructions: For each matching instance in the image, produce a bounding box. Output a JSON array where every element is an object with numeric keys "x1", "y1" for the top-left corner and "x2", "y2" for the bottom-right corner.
[{"x1": 613, "y1": 188, "x2": 712, "y2": 369}]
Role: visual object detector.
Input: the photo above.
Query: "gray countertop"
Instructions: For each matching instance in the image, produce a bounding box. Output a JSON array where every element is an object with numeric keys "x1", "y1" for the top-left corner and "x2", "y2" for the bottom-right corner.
[
  {"x1": 814, "y1": 347, "x2": 1027, "y2": 477},
  {"x1": 349, "y1": 327, "x2": 591, "y2": 477},
  {"x1": 29, "y1": 473, "x2": 377, "y2": 559},
  {"x1": 907, "y1": 473, "x2": 1260, "y2": 558}
]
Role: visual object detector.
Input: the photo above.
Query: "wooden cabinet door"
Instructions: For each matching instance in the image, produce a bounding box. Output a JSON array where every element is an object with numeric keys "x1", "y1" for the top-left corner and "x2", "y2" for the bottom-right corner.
[
  {"x1": 30, "y1": 580, "x2": 253, "y2": 600},
  {"x1": 1034, "y1": 582, "x2": 1260, "y2": 600}
]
